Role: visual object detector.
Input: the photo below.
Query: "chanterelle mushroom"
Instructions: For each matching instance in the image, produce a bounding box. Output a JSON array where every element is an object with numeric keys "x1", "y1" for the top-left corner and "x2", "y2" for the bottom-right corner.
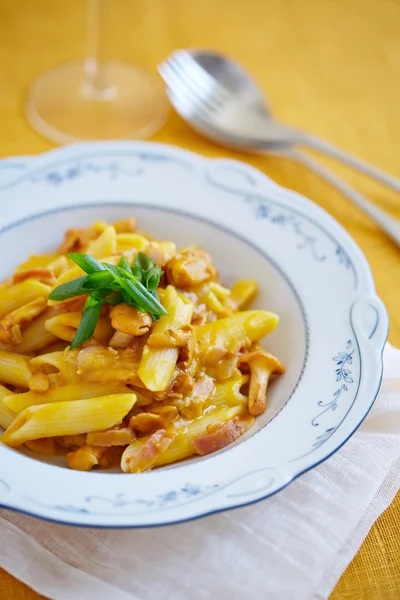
[
  {"x1": 166, "y1": 249, "x2": 216, "y2": 288},
  {"x1": 240, "y1": 350, "x2": 285, "y2": 416},
  {"x1": 110, "y1": 303, "x2": 152, "y2": 336}
]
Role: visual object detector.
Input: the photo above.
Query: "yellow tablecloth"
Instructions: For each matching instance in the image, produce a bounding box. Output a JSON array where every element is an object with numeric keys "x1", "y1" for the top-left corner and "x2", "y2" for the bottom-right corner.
[{"x1": 0, "y1": 0, "x2": 399, "y2": 598}]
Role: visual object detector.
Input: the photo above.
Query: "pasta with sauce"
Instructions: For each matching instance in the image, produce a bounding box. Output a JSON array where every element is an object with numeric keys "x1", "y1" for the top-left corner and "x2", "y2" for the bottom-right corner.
[{"x1": 0, "y1": 218, "x2": 284, "y2": 473}]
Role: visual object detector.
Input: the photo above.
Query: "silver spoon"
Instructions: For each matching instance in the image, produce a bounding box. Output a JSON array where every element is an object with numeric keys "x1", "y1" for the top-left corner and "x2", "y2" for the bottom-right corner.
[{"x1": 159, "y1": 49, "x2": 400, "y2": 247}]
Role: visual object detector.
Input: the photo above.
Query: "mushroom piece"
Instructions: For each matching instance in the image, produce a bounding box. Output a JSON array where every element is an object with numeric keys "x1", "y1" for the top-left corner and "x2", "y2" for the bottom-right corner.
[
  {"x1": 239, "y1": 350, "x2": 285, "y2": 416},
  {"x1": 67, "y1": 445, "x2": 105, "y2": 471},
  {"x1": 28, "y1": 372, "x2": 50, "y2": 394},
  {"x1": 112, "y1": 217, "x2": 137, "y2": 233},
  {"x1": 165, "y1": 249, "x2": 217, "y2": 288},
  {"x1": 147, "y1": 328, "x2": 188, "y2": 349},
  {"x1": 109, "y1": 330, "x2": 135, "y2": 349},
  {"x1": 110, "y1": 303, "x2": 152, "y2": 336},
  {"x1": 147, "y1": 325, "x2": 196, "y2": 373}
]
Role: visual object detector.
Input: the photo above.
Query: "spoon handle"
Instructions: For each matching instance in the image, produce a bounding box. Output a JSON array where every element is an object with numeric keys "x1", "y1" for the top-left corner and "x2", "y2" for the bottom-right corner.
[
  {"x1": 298, "y1": 133, "x2": 400, "y2": 192},
  {"x1": 276, "y1": 148, "x2": 400, "y2": 247}
]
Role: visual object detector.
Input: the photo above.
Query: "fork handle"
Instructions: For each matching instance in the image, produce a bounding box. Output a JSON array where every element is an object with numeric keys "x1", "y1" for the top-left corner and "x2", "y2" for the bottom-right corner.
[
  {"x1": 274, "y1": 148, "x2": 400, "y2": 247},
  {"x1": 296, "y1": 133, "x2": 400, "y2": 192}
]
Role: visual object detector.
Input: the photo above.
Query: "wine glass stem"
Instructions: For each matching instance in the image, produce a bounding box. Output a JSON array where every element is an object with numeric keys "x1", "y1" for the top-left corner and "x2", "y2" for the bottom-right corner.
[{"x1": 84, "y1": 0, "x2": 112, "y2": 99}]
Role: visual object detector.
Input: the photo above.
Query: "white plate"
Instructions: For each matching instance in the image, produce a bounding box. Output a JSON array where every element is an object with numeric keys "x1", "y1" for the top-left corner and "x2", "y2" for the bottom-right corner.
[{"x1": 0, "y1": 142, "x2": 388, "y2": 527}]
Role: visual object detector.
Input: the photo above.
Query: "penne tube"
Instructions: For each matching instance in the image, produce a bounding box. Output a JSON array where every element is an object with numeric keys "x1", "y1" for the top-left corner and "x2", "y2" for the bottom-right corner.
[
  {"x1": 45, "y1": 312, "x2": 112, "y2": 345},
  {"x1": 202, "y1": 290, "x2": 232, "y2": 317},
  {"x1": 0, "y1": 280, "x2": 51, "y2": 319},
  {"x1": 46, "y1": 255, "x2": 69, "y2": 278},
  {"x1": 7, "y1": 308, "x2": 60, "y2": 354},
  {"x1": 157, "y1": 405, "x2": 244, "y2": 465},
  {"x1": 2, "y1": 393, "x2": 137, "y2": 447},
  {"x1": 29, "y1": 350, "x2": 79, "y2": 382},
  {"x1": 14, "y1": 254, "x2": 57, "y2": 272},
  {"x1": 230, "y1": 279, "x2": 258, "y2": 309},
  {"x1": 1, "y1": 386, "x2": 55, "y2": 456},
  {"x1": 121, "y1": 405, "x2": 243, "y2": 471},
  {"x1": 47, "y1": 268, "x2": 85, "y2": 306},
  {"x1": 0, "y1": 349, "x2": 33, "y2": 387},
  {"x1": 138, "y1": 286, "x2": 193, "y2": 391},
  {"x1": 0, "y1": 297, "x2": 48, "y2": 345},
  {"x1": 212, "y1": 375, "x2": 249, "y2": 408},
  {"x1": 209, "y1": 282, "x2": 231, "y2": 298},
  {"x1": 116, "y1": 233, "x2": 149, "y2": 251},
  {"x1": 86, "y1": 225, "x2": 117, "y2": 258},
  {"x1": 0, "y1": 384, "x2": 16, "y2": 429},
  {"x1": 44, "y1": 312, "x2": 82, "y2": 342},
  {"x1": 3, "y1": 382, "x2": 131, "y2": 413},
  {"x1": 196, "y1": 310, "x2": 279, "y2": 355},
  {"x1": 51, "y1": 265, "x2": 84, "y2": 287}
]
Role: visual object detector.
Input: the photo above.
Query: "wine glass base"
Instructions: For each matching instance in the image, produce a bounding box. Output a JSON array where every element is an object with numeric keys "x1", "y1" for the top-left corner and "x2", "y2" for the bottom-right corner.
[{"x1": 25, "y1": 60, "x2": 170, "y2": 144}]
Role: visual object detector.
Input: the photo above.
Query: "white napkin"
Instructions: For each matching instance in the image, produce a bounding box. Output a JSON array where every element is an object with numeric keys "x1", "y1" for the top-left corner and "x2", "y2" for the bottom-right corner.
[{"x1": 1, "y1": 344, "x2": 399, "y2": 600}]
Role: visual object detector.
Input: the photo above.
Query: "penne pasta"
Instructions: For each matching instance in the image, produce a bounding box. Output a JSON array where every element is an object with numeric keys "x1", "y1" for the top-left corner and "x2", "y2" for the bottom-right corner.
[
  {"x1": 0, "y1": 384, "x2": 16, "y2": 429},
  {"x1": 116, "y1": 233, "x2": 149, "y2": 251},
  {"x1": 44, "y1": 312, "x2": 82, "y2": 342},
  {"x1": 15, "y1": 254, "x2": 57, "y2": 272},
  {"x1": 212, "y1": 375, "x2": 249, "y2": 408},
  {"x1": 230, "y1": 279, "x2": 258, "y2": 309},
  {"x1": 3, "y1": 382, "x2": 131, "y2": 413},
  {"x1": 29, "y1": 350, "x2": 79, "y2": 383},
  {"x1": 51, "y1": 265, "x2": 84, "y2": 288},
  {"x1": 46, "y1": 255, "x2": 69, "y2": 278},
  {"x1": 6, "y1": 308, "x2": 60, "y2": 354},
  {"x1": 0, "y1": 279, "x2": 51, "y2": 319},
  {"x1": 138, "y1": 286, "x2": 193, "y2": 391},
  {"x1": 202, "y1": 289, "x2": 232, "y2": 317},
  {"x1": 86, "y1": 225, "x2": 117, "y2": 257},
  {"x1": 0, "y1": 297, "x2": 48, "y2": 345},
  {"x1": 2, "y1": 393, "x2": 137, "y2": 447},
  {"x1": 0, "y1": 349, "x2": 33, "y2": 387},
  {"x1": 196, "y1": 310, "x2": 279, "y2": 354},
  {"x1": 1, "y1": 386, "x2": 56, "y2": 456}
]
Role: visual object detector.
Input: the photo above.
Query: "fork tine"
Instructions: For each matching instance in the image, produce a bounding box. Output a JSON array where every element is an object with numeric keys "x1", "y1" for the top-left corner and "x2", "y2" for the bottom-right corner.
[
  {"x1": 159, "y1": 59, "x2": 219, "y2": 115},
  {"x1": 169, "y1": 50, "x2": 231, "y2": 105},
  {"x1": 162, "y1": 51, "x2": 231, "y2": 110},
  {"x1": 158, "y1": 62, "x2": 206, "y2": 111},
  {"x1": 159, "y1": 60, "x2": 221, "y2": 118}
]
